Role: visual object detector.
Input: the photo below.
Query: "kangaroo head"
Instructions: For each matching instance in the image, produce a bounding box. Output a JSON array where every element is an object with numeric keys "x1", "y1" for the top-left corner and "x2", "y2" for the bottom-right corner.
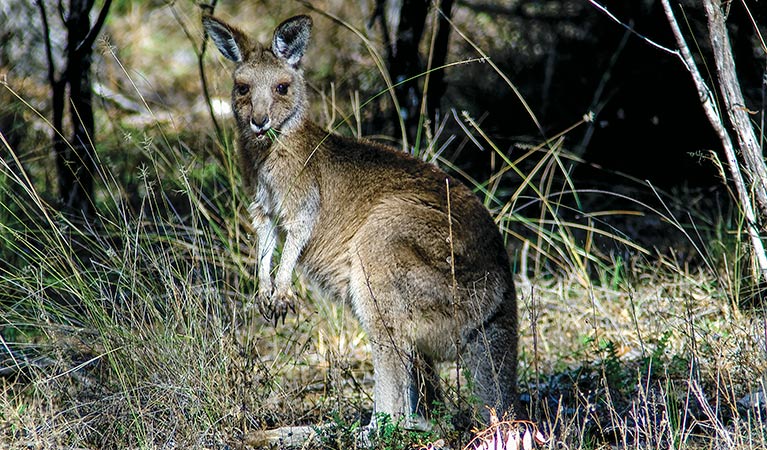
[{"x1": 202, "y1": 14, "x2": 313, "y2": 140}]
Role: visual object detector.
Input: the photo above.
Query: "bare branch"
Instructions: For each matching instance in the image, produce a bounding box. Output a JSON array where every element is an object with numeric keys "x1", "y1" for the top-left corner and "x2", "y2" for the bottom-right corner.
[
  {"x1": 587, "y1": 0, "x2": 679, "y2": 56},
  {"x1": 57, "y1": 0, "x2": 66, "y2": 24},
  {"x1": 371, "y1": 0, "x2": 393, "y2": 64},
  {"x1": 75, "y1": 0, "x2": 113, "y2": 55},
  {"x1": 188, "y1": 1, "x2": 223, "y2": 142},
  {"x1": 34, "y1": 0, "x2": 58, "y2": 87}
]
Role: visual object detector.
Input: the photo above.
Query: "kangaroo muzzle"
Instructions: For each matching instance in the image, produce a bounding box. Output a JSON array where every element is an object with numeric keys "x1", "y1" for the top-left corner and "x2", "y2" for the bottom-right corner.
[{"x1": 250, "y1": 115, "x2": 271, "y2": 138}]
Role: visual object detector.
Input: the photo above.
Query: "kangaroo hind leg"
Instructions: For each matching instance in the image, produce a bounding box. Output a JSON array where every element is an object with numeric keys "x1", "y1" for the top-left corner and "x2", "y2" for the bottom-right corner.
[{"x1": 463, "y1": 295, "x2": 519, "y2": 421}]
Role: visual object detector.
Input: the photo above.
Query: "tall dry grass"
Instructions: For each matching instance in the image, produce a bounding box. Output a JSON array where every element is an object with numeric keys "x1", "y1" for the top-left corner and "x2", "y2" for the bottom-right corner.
[{"x1": 1, "y1": 1, "x2": 766, "y2": 449}]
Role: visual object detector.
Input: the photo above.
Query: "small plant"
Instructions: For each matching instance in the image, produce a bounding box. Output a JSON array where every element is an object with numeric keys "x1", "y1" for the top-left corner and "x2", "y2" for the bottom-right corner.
[
  {"x1": 370, "y1": 413, "x2": 437, "y2": 450},
  {"x1": 315, "y1": 412, "x2": 436, "y2": 450},
  {"x1": 598, "y1": 339, "x2": 628, "y2": 394},
  {"x1": 314, "y1": 413, "x2": 365, "y2": 450}
]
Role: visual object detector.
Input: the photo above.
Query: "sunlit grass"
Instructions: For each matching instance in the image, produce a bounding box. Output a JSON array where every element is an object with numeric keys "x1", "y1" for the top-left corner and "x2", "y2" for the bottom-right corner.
[{"x1": 2, "y1": 1, "x2": 766, "y2": 449}]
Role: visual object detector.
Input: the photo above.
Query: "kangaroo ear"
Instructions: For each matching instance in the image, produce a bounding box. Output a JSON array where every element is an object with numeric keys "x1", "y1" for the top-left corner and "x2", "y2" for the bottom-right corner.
[
  {"x1": 272, "y1": 15, "x2": 312, "y2": 67},
  {"x1": 202, "y1": 15, "x2": 249, "y2": 63}
]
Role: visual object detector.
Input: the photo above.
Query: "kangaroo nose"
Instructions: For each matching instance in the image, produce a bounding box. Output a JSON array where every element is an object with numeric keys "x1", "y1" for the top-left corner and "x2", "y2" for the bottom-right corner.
[{"x1": 251, "y1": 115, "x2": 269, "y2": 128}]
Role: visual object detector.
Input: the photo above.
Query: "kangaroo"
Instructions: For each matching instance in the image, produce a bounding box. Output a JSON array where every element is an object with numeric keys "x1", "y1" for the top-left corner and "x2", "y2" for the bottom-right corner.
[{"x1": 202, "y1": 13, "x2": 518, "y2": 429}]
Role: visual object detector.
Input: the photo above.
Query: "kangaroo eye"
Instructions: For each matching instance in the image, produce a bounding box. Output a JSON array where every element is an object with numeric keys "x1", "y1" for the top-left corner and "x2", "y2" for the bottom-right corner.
[
  {"x1": 235, "y1": 83, "x2": 250, "y2": 96},
  {"x1": 276, "y1": 83, "x2": 289, "y2": 95}
]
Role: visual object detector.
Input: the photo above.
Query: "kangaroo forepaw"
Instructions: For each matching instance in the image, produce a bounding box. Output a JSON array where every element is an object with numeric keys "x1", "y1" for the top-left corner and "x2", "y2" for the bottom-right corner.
[
  {"x1": 270, "y1": 289, "x2": 297, "y2": 325},
  {"x1": 251, "y1": 288, "x2": 273, "y2": 320}
]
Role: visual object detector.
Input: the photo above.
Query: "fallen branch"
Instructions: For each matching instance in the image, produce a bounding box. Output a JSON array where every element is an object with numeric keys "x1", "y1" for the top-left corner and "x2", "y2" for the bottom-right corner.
[{"x1": 240, "y1": 425, "x2": 318, "y2": 449}]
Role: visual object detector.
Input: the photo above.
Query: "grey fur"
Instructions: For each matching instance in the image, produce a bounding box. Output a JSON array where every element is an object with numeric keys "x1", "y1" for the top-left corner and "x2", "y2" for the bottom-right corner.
[
  {"x1": 203, "y1": 13, "x2": 519, "y2": 429},
  {"x1": 202, "y1": 16, "x2": 243, "y2": 62},
  {"x1": 272, "y1": 15, "x2": 312, "y2": 66}
]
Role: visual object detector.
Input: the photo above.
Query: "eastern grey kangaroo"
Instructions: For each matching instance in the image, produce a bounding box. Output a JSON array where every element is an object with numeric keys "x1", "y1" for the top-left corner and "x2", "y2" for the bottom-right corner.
[{"x1": 202, "y1": 13, "x2": 518, "y2": 429}]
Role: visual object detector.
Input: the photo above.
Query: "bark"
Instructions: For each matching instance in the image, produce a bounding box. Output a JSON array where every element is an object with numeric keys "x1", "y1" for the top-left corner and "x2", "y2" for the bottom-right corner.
[{"x1": 703, "y1": 0, "x2": 767, "y2": 216}]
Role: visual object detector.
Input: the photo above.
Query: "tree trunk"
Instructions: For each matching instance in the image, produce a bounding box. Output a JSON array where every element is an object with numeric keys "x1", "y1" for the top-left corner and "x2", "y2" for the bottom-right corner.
[
  {"x1": 702, "y1": 0, "x2": 767, "y2": 217},
  {"x1": 426, "y1": 0, "x2": 453, "y2": 124},
  {"x1": 37, "y1": 0, "x2": 111, "y2": 217},
  {"x1": 375, "y1": 0, "x2": 454, "y2": 149},
  {"x1": 387, "y1": 0, "x2": 428, "y2": 146},
  {"x1": 58, "y1": 0, "x2": 97, "y2": 215}
]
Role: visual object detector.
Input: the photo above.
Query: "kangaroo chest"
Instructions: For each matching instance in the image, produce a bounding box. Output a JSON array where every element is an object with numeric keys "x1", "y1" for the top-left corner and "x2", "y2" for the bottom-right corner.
[{"x1": 250, "y1": 149, "x2": 300, "y2": 222}]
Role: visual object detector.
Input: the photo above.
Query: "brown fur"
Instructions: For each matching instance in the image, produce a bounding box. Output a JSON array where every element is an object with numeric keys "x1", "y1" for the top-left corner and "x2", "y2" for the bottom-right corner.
[{"x1": 202, "y1": 13, "x2": 518, "y2": 429}]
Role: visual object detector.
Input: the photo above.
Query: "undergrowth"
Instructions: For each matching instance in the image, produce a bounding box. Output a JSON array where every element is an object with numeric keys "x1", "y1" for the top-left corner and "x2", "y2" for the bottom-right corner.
[{"x1": 1, "y1": 1, "x2": 767, "y2": 450}]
